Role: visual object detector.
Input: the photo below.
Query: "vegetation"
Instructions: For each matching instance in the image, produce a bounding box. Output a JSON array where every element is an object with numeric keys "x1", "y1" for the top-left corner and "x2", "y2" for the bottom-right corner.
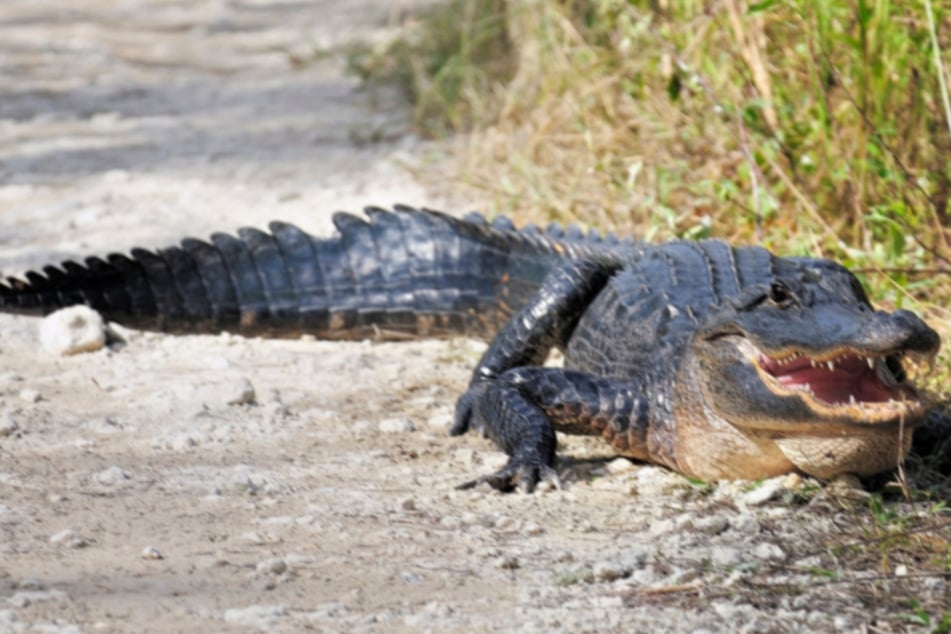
[
  {"x1": 355, "y1": 0, "x2": 951, "y2": 383},
  {"x1": 351, "y1": 0, "x2": 951, "y2": 624}
]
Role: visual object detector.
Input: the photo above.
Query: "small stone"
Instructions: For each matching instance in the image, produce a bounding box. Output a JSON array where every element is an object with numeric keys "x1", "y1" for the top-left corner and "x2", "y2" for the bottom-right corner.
[
  {"x1": 256, "y1": 558, "x2": 287, "y2": 575},
  {"x1": 593, "y1": 558, "x2": 632, "y2": 582},
  {"x1": 605, "y1": 458, "x2": 636, "y2": 474},
  {"x1": 40, "y1": 305, "x2": 106, "y2": 355},
  {"x1": 401, "y1": 498, "x2": 416, "y2": 511},
  {"x1": 141, "y1": 546, "x2": 164, "y2": 560},
  {"x1": 710, "y1": 546, "x2": 742, "y2": 568},
  {"x1": 227, "y1": 378, "x2": 256, "y2": 406},
  {"x1": 50, "y1": 529, "x2": 88, "y2": 548},
  {"x1": 18, "y1": 389, "x2": 41, "y2": 404},
  {"x1": 94, "y1": 466, "x2": 131, "y2": 486},
  {"x1": 379, "y1": 418, "x2": 415, "y2": 433},
  {"x1": 741, "y1": 477, "x2": 787, "y2": 506},
  {"x1": 693, "y1": 515, "x2": 729, "y2": 535},
  {"x1": 752, "y1": 542, "x2": 786, "y2": 562},
  {"x1": 495, "y1": 555, "x2": 519, "y2": 570},
  {"x1": 0, "y1": 411, "x2": 17, "y2": 437}
]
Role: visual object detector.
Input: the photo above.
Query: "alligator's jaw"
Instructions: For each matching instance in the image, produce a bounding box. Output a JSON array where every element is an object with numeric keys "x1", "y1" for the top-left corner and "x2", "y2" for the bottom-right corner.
[
  {"x1": 683, "y1": 337, "x2": 934, "y2": 480},
  {"x1": 753, "y1": 347, "x2": 926, "y2": 424}
]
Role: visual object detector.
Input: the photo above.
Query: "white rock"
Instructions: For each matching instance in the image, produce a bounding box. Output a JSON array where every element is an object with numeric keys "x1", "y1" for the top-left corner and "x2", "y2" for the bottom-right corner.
[
  {"x1": 0, "y1": 411, "x2": 17, "y2": 437},
  {"x1": 94, "y1": 466, "x2": 131, "y2": 486},
  {"x1": 710, "y1": 546, "x2": 743, "y2": 568},
  {"x1": 226, "y1": 378, "x2": 256, "y2": 405},
  {"x1": 18, "y1": 388, "x2": 41, "y2": 403},
  {"x1": 593, "y1": 558, "x2": 632, "y2": 582},
  {"x1": 40, "y1": 305, "x2": 106, "y2": 355},
  {"x1": 752, "y1": 542, "x2": 786, "y2": 562},
  {"x1": 49, "y1": 529, "x2": 88, "y2": 548},
  {"x1": 141, "y1": 546, "x2": 164, "y2": 560},
  {"x1": 741, "y1": 477, "x2": 788, "y2": 506},
  {"x1": 605, "y1": 457, "x2": 636, "y2": 474},
  {"x1": 256, "y1": 558, "x2": 288, "y2": 575},
  {"x1": 379, "y1": 417, "x2": 415, "y2": 433}
]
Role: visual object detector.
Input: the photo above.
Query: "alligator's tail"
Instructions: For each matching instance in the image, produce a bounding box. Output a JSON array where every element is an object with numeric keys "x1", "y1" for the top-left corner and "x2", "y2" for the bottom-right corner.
[{"x1": 0, "y1": 205, "x2": 626, "y2": 341}]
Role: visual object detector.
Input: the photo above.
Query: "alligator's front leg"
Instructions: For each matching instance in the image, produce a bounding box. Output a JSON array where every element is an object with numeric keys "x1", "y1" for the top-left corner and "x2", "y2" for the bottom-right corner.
[
  {"x1": 451, "y1": 258, "x2": 621, "y2": 492},
  {"x1": 456, "y1": 367, "x2": 651, "y2": 492}
]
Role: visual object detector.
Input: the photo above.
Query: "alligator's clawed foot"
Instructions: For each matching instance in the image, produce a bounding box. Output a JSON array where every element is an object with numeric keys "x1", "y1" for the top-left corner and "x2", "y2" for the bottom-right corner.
[{"x1": 457, "y1": 459, "x2": 561, "y2": 494}]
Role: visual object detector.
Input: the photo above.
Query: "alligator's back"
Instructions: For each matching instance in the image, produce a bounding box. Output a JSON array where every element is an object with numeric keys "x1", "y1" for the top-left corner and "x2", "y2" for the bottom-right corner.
[{"x1": 0, "y1": 206, "x2": 624, "y2": 341}]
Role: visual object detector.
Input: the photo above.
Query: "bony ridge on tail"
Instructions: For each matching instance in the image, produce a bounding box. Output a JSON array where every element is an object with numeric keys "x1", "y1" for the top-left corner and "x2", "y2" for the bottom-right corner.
[{"x1": 0, "y1": 205, "x2": 946, "y2": 492}]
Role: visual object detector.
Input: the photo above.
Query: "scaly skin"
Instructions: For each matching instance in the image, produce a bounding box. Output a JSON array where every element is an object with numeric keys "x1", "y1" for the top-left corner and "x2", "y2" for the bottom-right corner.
[{"x1": 0, "y1": 206, "x2": 945, "y2": 491}]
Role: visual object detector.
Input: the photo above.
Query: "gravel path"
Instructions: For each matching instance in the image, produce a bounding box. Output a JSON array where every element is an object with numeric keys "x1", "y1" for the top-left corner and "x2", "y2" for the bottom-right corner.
[{"x1": 0, "y1": 2, "x2": 946, "y2": 632}]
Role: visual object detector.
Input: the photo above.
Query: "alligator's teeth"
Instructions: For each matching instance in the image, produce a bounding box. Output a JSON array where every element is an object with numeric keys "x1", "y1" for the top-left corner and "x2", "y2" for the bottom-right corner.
[
  {"x1": 866, "y1": 357, "x2": 875, "y2": 369},
  {"x1": 810, "y1": 359, "x2": 818, "y2": 368},
  {"x1": 849, "y1": 394, "x2": 856, "y2": 405},
  {"x1": 826, "y1": 361, "x2": 835, "y2": 372}
]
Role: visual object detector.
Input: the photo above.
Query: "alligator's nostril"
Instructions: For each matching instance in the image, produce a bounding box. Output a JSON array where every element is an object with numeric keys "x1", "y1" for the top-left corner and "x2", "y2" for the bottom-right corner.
[{"x1": 871, "y1": 310, "x2": 941, "y2": 352}]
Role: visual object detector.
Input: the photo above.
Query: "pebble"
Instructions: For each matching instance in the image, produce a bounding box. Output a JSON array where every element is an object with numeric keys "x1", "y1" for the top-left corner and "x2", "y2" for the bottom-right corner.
[
  {"x1": 495, "y1": 555, "x2": 520, "y2": 570},
  {"x1": 18, "y1": 389, "x2": 41, "y2": 404},
  {"x1": 741, "y1": 477, "x2": 788, "y2": 506},
  {"x1": 49, "y1": 529, "x2": 88, "y2": 548},
  {"x1": 379, "y1": 417, "x2": 415, "y2": 433},
  {"x1": 710, "y1": 546, "x2": 743, "y2": 568},
  {"x1": 605, "y1": 457, "x2": 636, "y2": 474},
  {"x1": 752, "y1": 542, "x2": 786, "y2": 562},
  {"x1": 256, "y1": 558, "x2": 288, "y2": 575},
  {"x1": 693, "y1": 515, "x2": 729, "y2": 535},
  {"x1": 226, "y1": 378, "x2": 256, "y2": 406},
  {"x1": 141, "y1": 546, "x2": 164, "y2": 560},
  {"x1": 39, "y1": 305, "x2": 106, "y2": 355},
  {"x1": 593, "y1": 558, "x2": 632, "y2": 582},
  {"x1": 94, "y1": 466, "x2": 131, "y2": 486},
  {"x1": 0, "y1": 411, "x2": 17, "y2": 437}
]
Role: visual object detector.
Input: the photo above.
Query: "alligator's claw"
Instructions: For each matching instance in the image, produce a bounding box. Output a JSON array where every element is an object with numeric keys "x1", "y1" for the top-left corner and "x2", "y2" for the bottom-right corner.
[{"x1": 457, "y1": 458, "x2": 561, "y2": 494}]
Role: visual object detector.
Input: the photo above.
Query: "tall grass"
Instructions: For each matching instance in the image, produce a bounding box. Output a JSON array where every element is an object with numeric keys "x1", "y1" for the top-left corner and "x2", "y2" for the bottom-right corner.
[{"x1": 357, "y1": 0, "x2": 951, "y2": 375}]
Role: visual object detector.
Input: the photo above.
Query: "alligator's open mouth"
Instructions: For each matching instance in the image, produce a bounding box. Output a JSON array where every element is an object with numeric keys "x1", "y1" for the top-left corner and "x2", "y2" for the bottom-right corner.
[{"x1": 750, "y1": 344, "x2": 932, "y2": 423}]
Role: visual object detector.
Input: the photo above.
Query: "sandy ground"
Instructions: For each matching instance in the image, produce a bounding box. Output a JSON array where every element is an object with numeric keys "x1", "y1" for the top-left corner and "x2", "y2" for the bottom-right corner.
[{"x1": 0, "y1": 2, "x2": 948, "y2": 632}]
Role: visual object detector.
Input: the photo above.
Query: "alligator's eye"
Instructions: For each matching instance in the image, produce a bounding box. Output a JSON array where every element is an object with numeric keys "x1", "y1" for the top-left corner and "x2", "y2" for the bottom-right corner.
[{"x1": 768, "y1": 281, "x2": 795, "y2": 308}]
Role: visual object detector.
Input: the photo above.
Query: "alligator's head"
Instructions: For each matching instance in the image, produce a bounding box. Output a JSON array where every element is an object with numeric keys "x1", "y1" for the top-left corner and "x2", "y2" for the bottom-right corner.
[{"x1": 692, "y1": 257, "x2": 940, "y2": 479}]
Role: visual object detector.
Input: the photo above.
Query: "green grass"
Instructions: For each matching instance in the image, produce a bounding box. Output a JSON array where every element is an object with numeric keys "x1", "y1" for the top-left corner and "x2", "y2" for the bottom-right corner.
[{"x1": 357, "y1": 0, "x2": 951, "y2": 387}]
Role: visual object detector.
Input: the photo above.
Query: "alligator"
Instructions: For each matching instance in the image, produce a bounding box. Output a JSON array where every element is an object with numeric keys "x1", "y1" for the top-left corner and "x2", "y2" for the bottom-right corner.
[{"x1": 0, "y1": 205, "x2": 947, "y2": 491}]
